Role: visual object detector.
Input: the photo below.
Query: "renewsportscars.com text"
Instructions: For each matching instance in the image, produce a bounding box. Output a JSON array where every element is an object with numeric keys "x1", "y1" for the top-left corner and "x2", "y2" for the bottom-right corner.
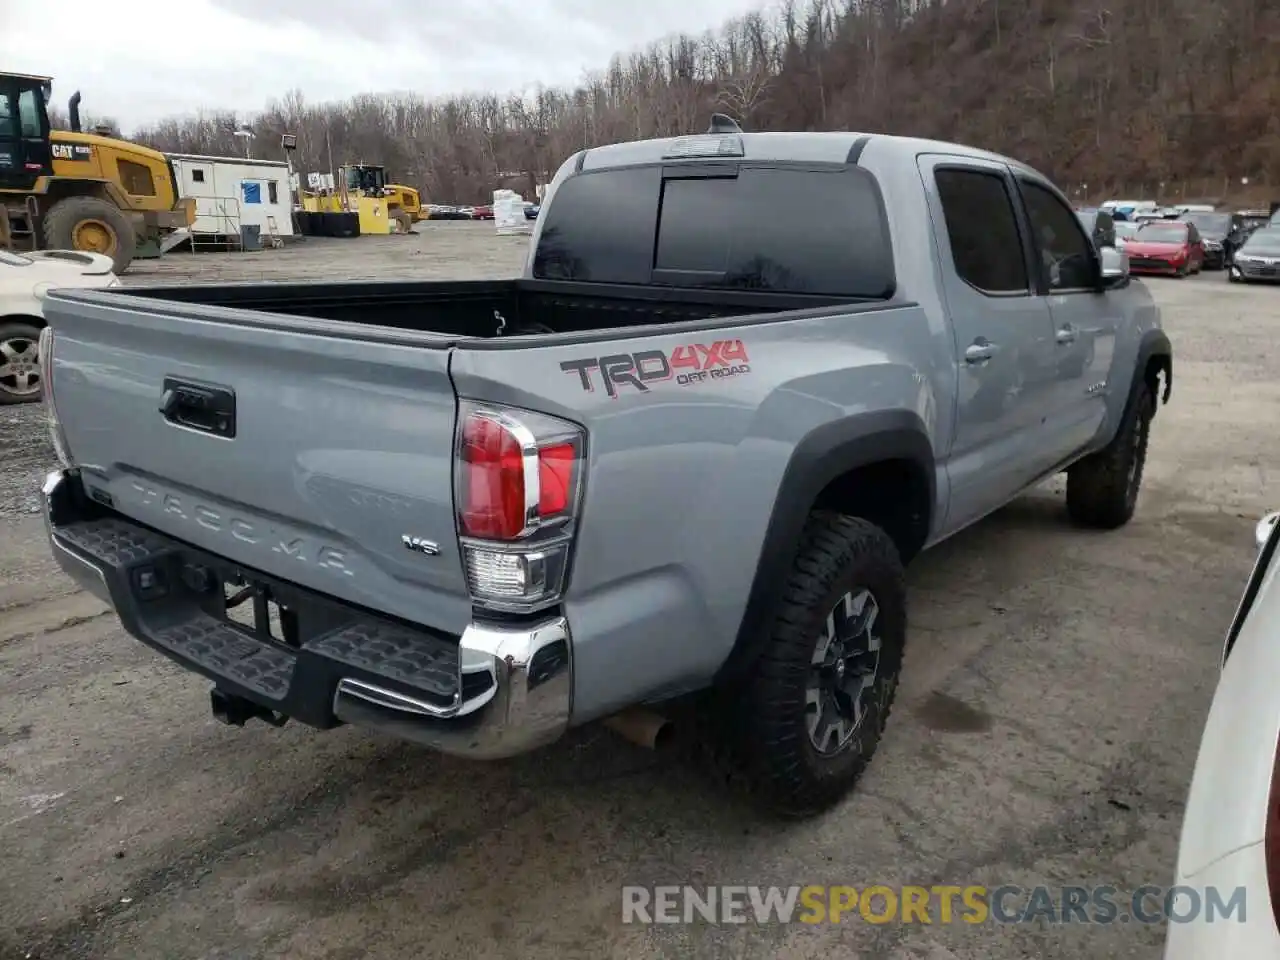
[{"x1": 621, "y1": 884, "x2": 1247, "y2": 925}]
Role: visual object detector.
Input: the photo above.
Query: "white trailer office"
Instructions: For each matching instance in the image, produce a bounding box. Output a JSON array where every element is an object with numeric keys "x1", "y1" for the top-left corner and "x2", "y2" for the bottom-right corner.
[{"x1": 169, "y1": 153, "x2": 294, "y2": 239}]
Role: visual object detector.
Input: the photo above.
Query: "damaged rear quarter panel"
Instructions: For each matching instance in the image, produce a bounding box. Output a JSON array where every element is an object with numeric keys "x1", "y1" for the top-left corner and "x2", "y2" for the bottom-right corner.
[{"x1": 449, "y1": 303, "x2": 946, "y2": 723}]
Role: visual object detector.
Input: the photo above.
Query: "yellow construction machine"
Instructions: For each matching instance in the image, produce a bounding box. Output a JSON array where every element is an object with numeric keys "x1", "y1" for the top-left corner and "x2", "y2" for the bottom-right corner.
[
  {"x1": 0, "y1": 72, "x2": 195, "y2": 273},
  {"x1": 335, "y1": 163, "x2": 425, "y2": 232}
]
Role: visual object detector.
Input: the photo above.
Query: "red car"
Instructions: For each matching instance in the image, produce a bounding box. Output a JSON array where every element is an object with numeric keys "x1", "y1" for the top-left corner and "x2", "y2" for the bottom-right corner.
[
  {"x1": 471, "y1": 204, "x2": 494, "y2": 220},
  {"x1": 1123, "y1": 220, "x2": 1205, "y2": 277}
]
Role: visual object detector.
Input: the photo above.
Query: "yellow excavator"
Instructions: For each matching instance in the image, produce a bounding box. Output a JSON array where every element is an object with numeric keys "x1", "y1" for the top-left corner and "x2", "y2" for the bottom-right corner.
[{"x1": 0, "y1": 72, "x2": 195, "y2": 273}]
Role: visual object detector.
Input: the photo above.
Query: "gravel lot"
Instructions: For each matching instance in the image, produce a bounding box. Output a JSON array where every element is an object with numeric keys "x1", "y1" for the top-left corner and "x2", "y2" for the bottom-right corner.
[{"x1": 1, "y1": 224, "x2": 1276, "y2": 960}]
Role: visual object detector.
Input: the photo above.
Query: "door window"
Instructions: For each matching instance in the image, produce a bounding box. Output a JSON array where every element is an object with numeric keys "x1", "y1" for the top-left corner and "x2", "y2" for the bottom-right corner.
[
  {"x1": 1019, "y1": 180, "x2": 1097, "y2": 290},
  {"x1": 17, "y1": 89, "x2": 42, "y2": 137},
  {"x1": 934, "y1": 168, "x2": 1029, "y2": 294}
]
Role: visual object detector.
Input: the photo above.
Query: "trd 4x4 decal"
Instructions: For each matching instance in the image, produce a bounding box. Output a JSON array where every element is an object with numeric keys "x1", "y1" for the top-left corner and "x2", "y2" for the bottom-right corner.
[{"x1": 560, "y1": 339, "x2": 751, "y2": 398}]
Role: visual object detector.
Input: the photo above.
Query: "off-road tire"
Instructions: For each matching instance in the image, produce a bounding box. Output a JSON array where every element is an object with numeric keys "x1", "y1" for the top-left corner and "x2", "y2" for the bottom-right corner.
[
  {"x1": 1066, "y1": 384, "x2": 1155, "y2": 529},
  {"x1": 43, "y1": 196, "x2": 136, "y2": 274},
  {"x1": 707, "y1": 512, "x2": 907, "y2": 818},
  {"x1": 0, "y1": 320, "x2": 44, "y2": 404}
]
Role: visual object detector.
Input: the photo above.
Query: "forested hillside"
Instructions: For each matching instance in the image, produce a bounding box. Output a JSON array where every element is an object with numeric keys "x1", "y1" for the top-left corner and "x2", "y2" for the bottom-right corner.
[{"x1": 62, "y1": 0, "x2": 1280, "y2": 204}]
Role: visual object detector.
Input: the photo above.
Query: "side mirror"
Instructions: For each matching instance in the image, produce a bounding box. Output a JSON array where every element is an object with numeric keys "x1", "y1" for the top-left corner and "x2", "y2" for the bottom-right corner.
[
  {"x1": 1098, "y1": 245, "x2": 1128, "y2": 289},
  {"x1": 1256, "y1": 512, "x2": 1279, "y2": 549}
]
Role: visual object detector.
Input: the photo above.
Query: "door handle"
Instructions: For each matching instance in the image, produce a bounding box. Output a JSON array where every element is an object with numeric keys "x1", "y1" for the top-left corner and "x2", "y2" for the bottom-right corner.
[
  {"x1": 159, "y1": 377, "x2": 237, "y2": 438},
  {"x1": 964, "y1": 340, "x2": 997, "y2": 363},
  {"x1": 1056, "y1": 326, "x2": 1077, "y2": 344}
]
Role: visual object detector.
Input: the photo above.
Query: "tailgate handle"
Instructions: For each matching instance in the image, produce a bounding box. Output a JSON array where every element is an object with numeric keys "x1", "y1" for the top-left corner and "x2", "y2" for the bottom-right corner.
[{"x1": 159, "y1": 377, "x2": 236, "y2": 438}]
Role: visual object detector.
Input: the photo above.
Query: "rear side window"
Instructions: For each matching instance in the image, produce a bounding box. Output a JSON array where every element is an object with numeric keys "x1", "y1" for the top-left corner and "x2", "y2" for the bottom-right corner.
[
  {"x1": 533, "y1": 165, "x2": 894, "y2": 298},
  {"x1": 532, "y1": 167, "x2": 660, "y2": 285},
  {"x1": 934, "y1": 168, "x2": 1029, "y2": 294}
]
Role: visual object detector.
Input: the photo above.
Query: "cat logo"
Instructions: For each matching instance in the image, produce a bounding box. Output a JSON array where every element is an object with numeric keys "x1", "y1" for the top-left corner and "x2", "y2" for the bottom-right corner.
[{"x1": 51, "y1": 143, "x2": 94, "y2": 162}]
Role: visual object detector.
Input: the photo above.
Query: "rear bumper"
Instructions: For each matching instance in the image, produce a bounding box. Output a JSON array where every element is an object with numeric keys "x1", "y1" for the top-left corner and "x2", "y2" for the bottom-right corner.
[{"x1": 41, "y1": 468, "x2": 572, "y2": 760}]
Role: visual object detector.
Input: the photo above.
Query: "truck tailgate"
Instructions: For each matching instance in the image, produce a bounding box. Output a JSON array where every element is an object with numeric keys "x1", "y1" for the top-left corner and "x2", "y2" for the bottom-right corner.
[{"x1": 43, "y1": 293, "x2": 473, "y2": 635}]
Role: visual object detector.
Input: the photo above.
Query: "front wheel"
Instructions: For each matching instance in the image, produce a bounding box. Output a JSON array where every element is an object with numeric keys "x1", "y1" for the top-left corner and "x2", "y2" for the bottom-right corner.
[
  {"x1": 1066, "y1": 383, "x2": 1155, "y2": 529},
  {"x1": 711, "y1": 513, "x2": 907, "y2": 818}
]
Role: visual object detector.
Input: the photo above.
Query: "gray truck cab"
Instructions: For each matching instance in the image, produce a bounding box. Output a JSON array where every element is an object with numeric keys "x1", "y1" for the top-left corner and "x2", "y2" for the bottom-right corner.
[{"x1": 38, "y1": 121, "x2": 1170, "y2": 817}]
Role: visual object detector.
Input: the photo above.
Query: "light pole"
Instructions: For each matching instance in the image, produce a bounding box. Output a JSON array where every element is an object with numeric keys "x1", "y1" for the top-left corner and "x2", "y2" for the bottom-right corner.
[
  {"x1": 281, "y1": 133, "x2": 297, "y2": 198},
  {"x1": 233, "y1": 127, "x2": 254, "y2": 159}
]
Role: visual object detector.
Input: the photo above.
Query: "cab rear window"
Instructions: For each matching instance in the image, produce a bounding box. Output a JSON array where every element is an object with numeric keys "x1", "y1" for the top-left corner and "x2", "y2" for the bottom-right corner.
[{"x1": 533, "y1": 164, "x2": 895, "y2": 298}]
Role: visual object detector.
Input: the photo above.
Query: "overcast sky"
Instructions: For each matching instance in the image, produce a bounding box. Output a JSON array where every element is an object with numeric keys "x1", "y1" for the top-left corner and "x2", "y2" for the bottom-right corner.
[{"x1": 1, "y1": 0, "x2": 768, "y2": 131}]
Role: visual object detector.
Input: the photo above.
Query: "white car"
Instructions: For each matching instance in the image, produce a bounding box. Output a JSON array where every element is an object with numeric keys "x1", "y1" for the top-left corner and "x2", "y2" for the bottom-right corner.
[
  {"x1": 0, "y1": 249, "x2": 119, "y2": 403},
  {"x1": 1114, "y1": 221, "x2": 1141, "y2": 251},
  {"x1": 1164, "y1": 511, "x2": 1280, "y2": 957}
]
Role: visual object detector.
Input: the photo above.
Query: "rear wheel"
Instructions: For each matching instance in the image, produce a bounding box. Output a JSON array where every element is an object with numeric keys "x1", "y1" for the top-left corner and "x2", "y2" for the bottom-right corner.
[
  {"x1": 43, "y1": 196, "x2": 136, "y2": 274},
  {"x1": 708, "y1": 513, "x2": 907, "y2": 817},
  {"x1": 0, "y1": 320, "x2": 44, "y2": 404}
]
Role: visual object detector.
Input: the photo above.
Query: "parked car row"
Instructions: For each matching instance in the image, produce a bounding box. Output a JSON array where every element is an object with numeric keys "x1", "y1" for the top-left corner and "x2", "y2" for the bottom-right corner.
[
  {"x1": 425, "y1": 201, "x2": 541, "y2": 221},
  {"x1": 425, "y1": 204, "x2": 493, "y2": 221},
  {"x1": 1075, "y1": 202, "x2": 1280, "y2": 284}
]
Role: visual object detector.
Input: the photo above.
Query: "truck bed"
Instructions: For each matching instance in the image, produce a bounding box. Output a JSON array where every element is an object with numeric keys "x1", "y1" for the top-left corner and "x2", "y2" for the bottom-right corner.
[{"x1": 101, "y1": 278, "x2": 870, "y2": 341}]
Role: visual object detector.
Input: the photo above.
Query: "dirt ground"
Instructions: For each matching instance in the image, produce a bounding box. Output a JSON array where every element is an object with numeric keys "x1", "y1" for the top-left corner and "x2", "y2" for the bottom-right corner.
[{"x1": 1, "y1": 223, "x2": 1275, "y2": 959}]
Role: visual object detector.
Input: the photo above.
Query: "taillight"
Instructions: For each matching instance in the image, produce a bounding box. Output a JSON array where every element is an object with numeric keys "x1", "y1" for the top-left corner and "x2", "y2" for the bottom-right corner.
[
  {"x1": 455, "y1": 402, "x2": 584, "y2": 613},
  {"x1": 38, "y1": 326, "x2": 72, "y2": 468}
]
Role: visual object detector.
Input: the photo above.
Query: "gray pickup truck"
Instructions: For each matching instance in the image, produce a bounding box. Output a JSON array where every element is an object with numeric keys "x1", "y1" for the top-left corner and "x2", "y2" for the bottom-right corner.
[{"x1": 38, "y1": 121, "x2": 1171, "y2": 817}]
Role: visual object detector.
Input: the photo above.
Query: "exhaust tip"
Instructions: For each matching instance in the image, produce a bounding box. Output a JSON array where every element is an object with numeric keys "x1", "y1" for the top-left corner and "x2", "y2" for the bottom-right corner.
[{"x1": 602, "y1": 708, "x2": 674, "y2": 751}]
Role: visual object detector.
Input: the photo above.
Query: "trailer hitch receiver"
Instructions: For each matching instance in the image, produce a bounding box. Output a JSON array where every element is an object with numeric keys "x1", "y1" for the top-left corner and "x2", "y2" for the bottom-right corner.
[{"x1": 210, "y1": 688, "x2": 288, "y2": 728}]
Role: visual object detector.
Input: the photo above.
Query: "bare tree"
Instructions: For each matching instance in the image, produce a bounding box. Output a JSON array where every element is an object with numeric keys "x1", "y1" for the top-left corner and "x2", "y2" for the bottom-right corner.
[
  {"x1": 111, "y1": 0, "x2": 1275, "y2": 204},
  {"x1": 715, "y1": 65, "x2": 773, "y2": 127}
]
